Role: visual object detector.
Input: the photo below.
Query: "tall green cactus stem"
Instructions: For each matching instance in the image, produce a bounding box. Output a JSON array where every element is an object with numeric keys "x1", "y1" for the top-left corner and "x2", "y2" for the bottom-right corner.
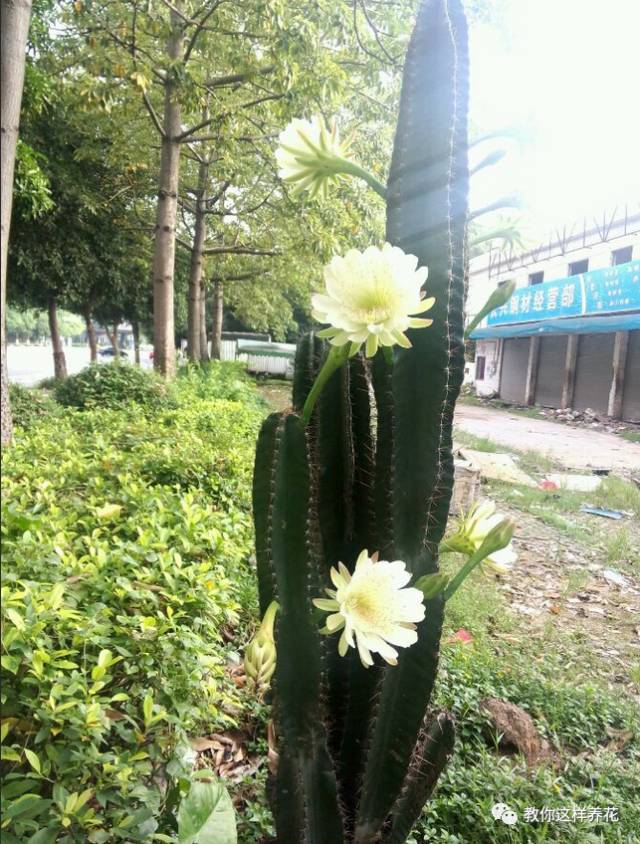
[
  {"x1": 382, "y1": 713, "x2": 456, "y2": 844},
  {"x1": 292, "y1": 331, "x2": 326, "y2": 413},
  {"x1": 253, "y1": 412, "x2": 344, "y2": 842},
  {"x1": 252, "y1": 412, "x2": 281, "y2": 615},
  {"x1": 251, "y1": 0, "x2": 469, "y2": 839},
  {"x1": 355, "y1": 2, "x2": 469, "y2": 838},
  {"x1": 389, "y1": 0, "x2": 469, "y2": 571},
  {"x1": 371, "y1": 353, "x2": 394, "y2": 560}
]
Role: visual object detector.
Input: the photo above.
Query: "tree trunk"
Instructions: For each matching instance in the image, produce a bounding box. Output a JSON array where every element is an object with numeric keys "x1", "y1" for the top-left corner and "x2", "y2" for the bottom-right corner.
[
  {"x1": 199, "y1": 289, "x2": 209, "y2": 361},
  {"x1": 187, "y1": 154, "x2": 209, "y2": 362},
  {"x1": 132, "y1": 320, "x2": 141, "y2": 365},
  {"x1": 84, "y1": 306, "x2": 98, "y2": 362},
  {"x1": 211, "y1": 279, "x2": 223, "y2": 360},
  {"x1": 152, "y1": 10, "x2": 183, "y2": 379},
  {"x1": 1, "y1": 0, "x2": 33, "y2": 445},
  {"x1": 110, "y1": 323, "x2": 120, "y2": 360},
  {"x1": 48, "y1": 298, "x2": 67, "y2": 380}
]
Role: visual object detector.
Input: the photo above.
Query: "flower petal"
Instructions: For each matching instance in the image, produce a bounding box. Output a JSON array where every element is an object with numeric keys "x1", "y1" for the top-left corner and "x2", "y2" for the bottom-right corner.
[
  {"x1": 326, "y1": 612, "x2": 346, "y2": 632},
  {"x1": 313, "y1": 598, "x2": 340, "y2": 612},
  {"x1": 356, "y1": 633, "x2": 374, "y2": 668}
]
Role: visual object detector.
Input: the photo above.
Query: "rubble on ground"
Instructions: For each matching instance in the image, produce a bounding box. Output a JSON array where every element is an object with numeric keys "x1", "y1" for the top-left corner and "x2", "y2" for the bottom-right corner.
[
  {"x1": 543, "y1": 473, "x2": 602, "y2": 492},
  {"x1": 538, "y1": 406, "x2": 638, "y2": 435},
  {"x1": 455, "y1": 447, "x2": 536, "y2": 487}
]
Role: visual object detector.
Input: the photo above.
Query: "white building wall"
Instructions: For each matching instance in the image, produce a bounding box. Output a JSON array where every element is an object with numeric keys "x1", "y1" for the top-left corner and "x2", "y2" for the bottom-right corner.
[{"x1": 473, "y1": 339, "x2": 501, "y2": 396}]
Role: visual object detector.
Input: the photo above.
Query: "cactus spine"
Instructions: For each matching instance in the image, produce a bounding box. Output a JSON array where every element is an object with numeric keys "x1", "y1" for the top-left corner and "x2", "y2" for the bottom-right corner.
[{"x1": 252, "y1": 0, "x2": 469, "y2": 839}]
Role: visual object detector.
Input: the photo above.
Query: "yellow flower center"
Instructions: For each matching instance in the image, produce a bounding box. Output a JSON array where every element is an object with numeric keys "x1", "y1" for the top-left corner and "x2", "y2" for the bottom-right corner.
[
  {"x1": 349, "y1": 286, "x2": 396, "y2": 325},
  {"x1": 344, "y1": 587, "x2": 391, "y2": 630}
]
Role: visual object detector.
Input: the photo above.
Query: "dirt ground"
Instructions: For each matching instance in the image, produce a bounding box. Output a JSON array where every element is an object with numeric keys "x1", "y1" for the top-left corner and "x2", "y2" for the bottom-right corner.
[
  {"x1": 493, "y1": 503, "x2": 640, "y2": 700},
  {"x1": 455, "y1": 403, "x2": 640, "y2": 472}
]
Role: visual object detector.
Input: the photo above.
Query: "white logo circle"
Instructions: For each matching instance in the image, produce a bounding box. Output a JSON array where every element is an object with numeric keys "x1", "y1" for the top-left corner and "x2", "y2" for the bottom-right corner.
[
  {"x1": 491, "y1": 803, "x2": 509, "y2": 820},
  {"x1": 502, "y1": 809, "x2": 518, "y2": 826}
]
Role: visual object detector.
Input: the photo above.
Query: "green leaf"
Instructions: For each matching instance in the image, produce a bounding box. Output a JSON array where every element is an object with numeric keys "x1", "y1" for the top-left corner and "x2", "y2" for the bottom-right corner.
[
  {"x1": 97, "y1": 648, "x2": 113, "y2": 668},
  {"x1": 142, "y1": 694, "x2": 153, "y2": 725},
  {"x1": 5, "y1": 609, "x2": 25, "y2": 631},
  {"x1": 177, "y1": 780, "x2": 237, "y2": 844},
  {"x1": 25, "y1": 749, "x2": 42, "y2": 774},
  {"x1": 1, "y1": 779, "x2": 34, "y2": 798},
  {"x1": 1, "y1": 747, "x2": 22, "y2": 762},
  {"x1": 48, "y1": 581, "x2": 65, "y2": 610},
  {"x1": 27, "y1": 828, "x2": 59, "y2": 844},
  {"x1": 6, "y1": 793, "x2": 45, "y2": 817},
  {"x1": 1, "y1": 655, "x2": 20, "y2": 674}
]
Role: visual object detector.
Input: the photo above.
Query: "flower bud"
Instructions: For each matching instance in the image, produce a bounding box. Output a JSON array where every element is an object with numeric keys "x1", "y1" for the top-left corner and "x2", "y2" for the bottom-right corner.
[
  {"x1": 415, "y1": 572, "x2": 449, "y2": 600},
  {"x1": 275, "y1": 115, "x2": 349, "y2": 199},
  {"x1": 244, "y1": 601, "x2": 279, "y2": 690},
  {"x1": 477, "y1": 516, "x2": 516, "y2": 559}
]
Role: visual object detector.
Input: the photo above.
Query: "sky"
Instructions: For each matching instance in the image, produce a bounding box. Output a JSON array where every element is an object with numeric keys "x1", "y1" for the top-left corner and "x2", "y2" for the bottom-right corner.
[{"x1": 467, "y1": 0, "x2": 640, "y2": 239}]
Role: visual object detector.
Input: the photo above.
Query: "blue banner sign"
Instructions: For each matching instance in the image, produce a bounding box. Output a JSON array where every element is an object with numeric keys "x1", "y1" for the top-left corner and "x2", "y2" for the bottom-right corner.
[{"x1": 487, "y1": 260, "x2": 640, "y2": 326}]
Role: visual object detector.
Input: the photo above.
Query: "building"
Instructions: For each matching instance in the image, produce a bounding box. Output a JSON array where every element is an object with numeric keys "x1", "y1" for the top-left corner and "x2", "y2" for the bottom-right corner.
[{"x1": 467, "y1": 206, "x2": 640, "y2": 422}]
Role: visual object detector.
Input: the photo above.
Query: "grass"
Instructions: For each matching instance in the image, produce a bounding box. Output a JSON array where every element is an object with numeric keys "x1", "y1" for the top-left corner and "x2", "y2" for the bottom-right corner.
[
  {"x1": 617, "y1": 429, "x2": 640, "y2": 444},
  {"x1": 593, "y1": 475, "x2": 640, "y2": 517},
  {"x1": 256, "y1": 379, "x2": 291, "y2": 412},
  {"x1": 603, "y1": 527, "x2": 639, "y2": 570},
  {"x1": 410, "y1": 567, "x2": 640, "y2": 843},
  {"x1": 455, "y1": 428, "x2": 639, "y2": 524},
  {"x1": 419, "y1": 430, "x2": 640, "y2": 840}
]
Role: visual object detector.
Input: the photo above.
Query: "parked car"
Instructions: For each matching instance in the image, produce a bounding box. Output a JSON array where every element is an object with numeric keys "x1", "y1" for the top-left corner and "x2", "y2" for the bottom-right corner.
[{"x1": 98, "y1": 347, "x2": 129, "y2": 359}]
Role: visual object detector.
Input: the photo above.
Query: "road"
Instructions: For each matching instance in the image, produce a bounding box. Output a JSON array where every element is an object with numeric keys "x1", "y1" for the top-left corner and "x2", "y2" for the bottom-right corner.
[
  {"x1": 7, "y1": 344, "x2": 152, "y2": 386},
  {"x1": 454, "y1": 402, "x2": 640, "y2": 472}
]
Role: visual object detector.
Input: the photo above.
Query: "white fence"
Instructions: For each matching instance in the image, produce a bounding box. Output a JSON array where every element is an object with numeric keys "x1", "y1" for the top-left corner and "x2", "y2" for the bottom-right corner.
[{"x1": 219, "y1": 340, "x2": 237, "y2": 362}]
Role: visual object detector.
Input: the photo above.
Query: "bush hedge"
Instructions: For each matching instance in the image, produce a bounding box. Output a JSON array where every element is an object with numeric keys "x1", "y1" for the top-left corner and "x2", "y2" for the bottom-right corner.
[
  {"x1": 8, "y1": 383, "x2": 62, "y2": 430},
  {"x1": 1, "y1": 364, "x2": 264, "y2": 842},
  {"x1": 53, "y1": 363, "x2": 174, "y2": 411}
]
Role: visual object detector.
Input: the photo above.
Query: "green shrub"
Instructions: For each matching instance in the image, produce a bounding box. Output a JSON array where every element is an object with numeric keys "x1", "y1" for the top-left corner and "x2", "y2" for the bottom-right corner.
[
  {"x1": 1, "y1": 372, "x2": 264, "y2": 841},
  {"x1": 37, "y1": 376, "x2": 62, "y2": 391},
  {"x1": 8, "y1": 383, "x2": 61, "y2": 430},
  {"x1": 176, "y1": 360, "x2": 265, "y2": 408},
  {"x1": 53, "y1": 363, "x2": 174, "y2": 411}
]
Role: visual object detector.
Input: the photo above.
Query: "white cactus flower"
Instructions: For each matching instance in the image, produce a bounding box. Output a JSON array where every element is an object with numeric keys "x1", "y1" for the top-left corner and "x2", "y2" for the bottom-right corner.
[
  {"x1": 311, "y1": 243, "x2": 435, "y2": 358},
  {"x1": 275, "y1": 115, "x2": 349, "y2": 199},
  {"x1": 313, "y1": 550, "x2": 426, "y2": 668},
  {"x1": 465, "y1": 500, "x2": 517, "y2": 574}
]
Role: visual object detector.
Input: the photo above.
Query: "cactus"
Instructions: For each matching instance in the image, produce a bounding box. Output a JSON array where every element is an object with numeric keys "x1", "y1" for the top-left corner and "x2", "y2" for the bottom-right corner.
[{"x1": 251, "y1": 0, "x2": 469, "y2": 839}]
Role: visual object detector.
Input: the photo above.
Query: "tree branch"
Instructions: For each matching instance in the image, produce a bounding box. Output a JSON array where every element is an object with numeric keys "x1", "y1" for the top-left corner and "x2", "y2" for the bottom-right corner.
[
  {"x1": 183, "y1": 1, "x2": 224, "y2": 63},
  {"x1": 208, "y1": 179, "x2": 231, "y2": 207},
  {"x1": 177, "y1": 197, "x2": 196, "y2": 213},
  {"x1": 202, "y1": 64, "x2": 275, "y2": 89},
  {"x1": 210, "y1": 271, "x2": 261, "y2": 282},
  {"x1": 141, "y1": 91, "x2": 166, "y2": 137},
  {"x1": 202, "y1": 245, "x2": 280, "y2": 256},
  {"x1": 175, "y1": 91, "x2": 283, "y2": 142},
  {"x1": 158, "y1": 0, "x2": 193, "y2": 26}
]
